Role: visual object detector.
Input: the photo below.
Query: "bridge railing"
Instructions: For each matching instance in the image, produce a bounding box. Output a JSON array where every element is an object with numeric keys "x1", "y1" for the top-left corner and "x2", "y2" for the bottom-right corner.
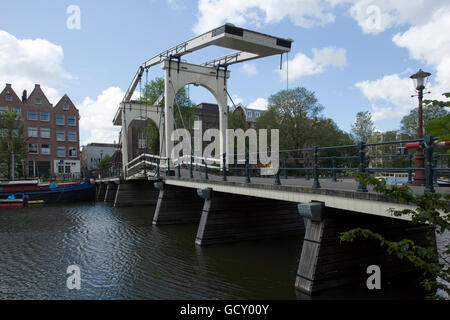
[{"x1": 123, "y1": 136, "x2": 450, "y2": 194}]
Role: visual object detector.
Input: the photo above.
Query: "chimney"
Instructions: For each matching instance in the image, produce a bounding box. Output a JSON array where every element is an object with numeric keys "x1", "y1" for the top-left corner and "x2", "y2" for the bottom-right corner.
[
  {"x1": 6, "y1": 83, "x2": 11, "y2": 88},
  {"x1": 35, "y1": 84, "x2": 40, "y2": 89},
  {"x1": 22, "y1": 90, "x2": 27, "y2": 103}
]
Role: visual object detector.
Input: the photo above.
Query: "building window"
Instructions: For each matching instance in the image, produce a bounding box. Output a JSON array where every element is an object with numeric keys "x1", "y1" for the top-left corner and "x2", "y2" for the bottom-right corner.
[
  {"x1": 6, "y1": 95, "x2": 12, "y2": 102},
  {"x1": 57, "y1": 146, "x2": 65, "y2": 158},
  {"x1": 12, "y1": 128, "x2": 19, "y2": 137},
  {"x1": 69, "y1": 147, "x2": 77, "y2": 157},
  {"x1": 63, "y1": 103, "x2": 69, "y2": 110},
  {"x1": 40, "y1": 112, "x2": 50, "y2": 121},
  {"x1": 29, "y1": 144, "x2": 38, "y2": 154},
  {"x1": 255, "y1": 112, "x2": 260, "y2": 118},
  {"x1": 40, "y1": 128, "x2": 50, "y2": 139},
  {"x1": 56, "y1": 130, "x2": 65, "y2": 141},
  {"x1": 56, "y1": 114, "x2": 65, "y2": 125},
  {"x1": 12, "y1": 107, "x2": 21, "y2": 120},
  {"x1": 41, "y1": 144, "x2": 51, "y2": 155},
  {"x1": 28, "y1": 127, "x2": 38, "y2": 138},
  {"x1": 68, "y1": 115, "x2": 76, "y2": 126},
  {"x1": 65, "y1": 165, "x2": 71, "y2": 174},
  {"x1": 68, "y1": 131, "x2": 77, "y2": 142},
  {"x1": 35, "y1": 99, "x2": 41, "y2": 105},
  {"x1": 28, "y1": 111, "x2": 38, "y2": 120},
  {"x1": 58, "y1": 165, "x2": 64, "y2": 174},
  {"x1": 0, "y1": 106, "x2": 7, "y2": 114},
  {"x1": 247, "y1": 111, "x2": 252, "y2": 118}
]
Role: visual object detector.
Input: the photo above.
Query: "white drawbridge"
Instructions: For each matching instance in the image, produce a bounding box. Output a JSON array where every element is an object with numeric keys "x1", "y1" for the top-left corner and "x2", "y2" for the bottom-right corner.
[{"x1": 113, "y1": 24, "x2": 293, "y2": 178}]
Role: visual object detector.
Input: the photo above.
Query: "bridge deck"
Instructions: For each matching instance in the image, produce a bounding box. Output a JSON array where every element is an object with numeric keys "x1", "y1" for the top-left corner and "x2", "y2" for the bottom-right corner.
[{"x1": 157, "y1": 169, "x2": 448, "y2": 221}]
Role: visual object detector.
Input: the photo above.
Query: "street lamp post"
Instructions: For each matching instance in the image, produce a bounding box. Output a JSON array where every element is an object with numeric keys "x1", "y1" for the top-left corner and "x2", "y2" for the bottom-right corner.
[{"x1": 410, "y1": 69, "x2": 431, "y2": 186}]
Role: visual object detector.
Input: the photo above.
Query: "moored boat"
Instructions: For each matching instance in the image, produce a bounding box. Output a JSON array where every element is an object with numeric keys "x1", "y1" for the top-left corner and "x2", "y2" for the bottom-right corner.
[{"x1": 0, "y1": 179, "x2": 96, "y2": 204}]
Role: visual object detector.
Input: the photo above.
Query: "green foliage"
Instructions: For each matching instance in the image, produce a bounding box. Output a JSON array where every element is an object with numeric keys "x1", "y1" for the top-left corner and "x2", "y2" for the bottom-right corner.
[
  {"x1": 424, "y1": 92, "x2": 450, "y2": 145},
  {"x1": 401, "y1": 98, "x2": 449, "y2": 138},
  {"x1": 351, "y1": 111, "x2": 375, "y2": 143},
  {"x1": 341, "y1": 172, "x2": 450, "y2": 299},
  {"x1": 254, "y1": 87, "x2": 351, "y2": 152},
  {"x1": 228, "y1": 110, "x2": 247, "y2": 130},
  {"x1": 139, "y1": 77, "x2": 194, "y2": 108},
  {"x1": 95, "y1": 154, "x2": 112, "y2": 170},
  {"x1": 0, "y1": 109, "x2": 27, "y2": 178},
  {"x1": 145, "y1": 120, "x2": 160, "y2": 155}
]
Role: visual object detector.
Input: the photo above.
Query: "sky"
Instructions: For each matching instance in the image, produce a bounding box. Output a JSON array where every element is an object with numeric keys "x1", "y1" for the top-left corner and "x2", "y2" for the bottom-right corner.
[{"x1": 1, "y1": 0, "x2": 449, "y2": 145}]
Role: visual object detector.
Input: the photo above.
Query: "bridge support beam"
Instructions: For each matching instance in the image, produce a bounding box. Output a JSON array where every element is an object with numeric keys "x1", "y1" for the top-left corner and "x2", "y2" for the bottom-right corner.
[
  {"x1": 153, "y1": 183, "x2": 204, "y2": 225},
  {"x1": 295, "y1": 207, "x2": 434, "y2": 295},
  {"x1": 114, "y1": 180, "x2": 159, "y2": 207},
  {"x1": 96, "y1": 182, "x2": 107, "y2": 201},
  {"x1": 195, "y1": 189, "x2": 305, "y2": 246},
  {"x1": 104, "y1": 183, "x2": 118, "y2": 203}
]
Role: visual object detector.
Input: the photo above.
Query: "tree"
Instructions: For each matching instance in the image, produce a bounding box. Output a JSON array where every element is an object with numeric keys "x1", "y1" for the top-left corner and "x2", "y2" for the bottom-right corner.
[
  {"x1": 139, "y1": 77, "x2": 195, "y2": 152},
  {"x1": 0, "y1": 109, "x2": 26, "y2": 179},
  {"x1": 95, "y1": 154, "x2": 112, "y2": 170},
  {"x1": 424, "y1": 92, "x2": 450, "y2": 145},
  {"x1": 342, "y1": 93, "x2": 450, "y2": 299},
  {"x1": 351, "y1": 111, "x2": 375, "y2": 143},
  {"x1": 145, "y1": 120, "x2": 160, "y2": 155},
  {"x1": 400, "y1": 102, "x2": 448, "y2": 138},
  {"x1": 341, "y1": 173, "x2": 449, "y2": 299}
]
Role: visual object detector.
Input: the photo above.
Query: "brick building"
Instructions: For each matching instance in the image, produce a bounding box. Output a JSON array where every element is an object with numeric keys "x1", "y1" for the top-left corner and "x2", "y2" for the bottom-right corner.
[{"x1": 0, "y1": 83, "x2": 80, "y2": 178}]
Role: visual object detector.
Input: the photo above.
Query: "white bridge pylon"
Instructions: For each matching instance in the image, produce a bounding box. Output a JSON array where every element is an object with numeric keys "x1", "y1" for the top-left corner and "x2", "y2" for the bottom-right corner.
[{"x1": 113, "y1": 24, "x2": 293, "y2": 175}]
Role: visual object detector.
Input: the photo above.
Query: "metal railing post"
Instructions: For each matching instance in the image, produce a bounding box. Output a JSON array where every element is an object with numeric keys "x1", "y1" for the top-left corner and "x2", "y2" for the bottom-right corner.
[
  {"x1": 433, "y1": 152, "x2": 438, "y2": 186},
  {"x1": 407, "y1": 153, "x2": 413, "y2": 185},
  {"x1": 167, "y1": 157, "x2": 171, "y2": 177},
  {"x1": 284, "y1": 158, "x2": 288, "y2": 179},
  {"x1": 190, "y1": 154, "x2": 193, "y2": 179},
  {"x1": 205, "y1": 160, "x2": 209, "y2": 180},
  {"x1": 157, "y1": 157, "x2": 160, "y2": 178},
  {"x1": 332, "y1": 156, "x2": 337, "y2": 182},
  {"x1": 357, "y1": 142, "x2": 368, "y2": 192},
  {"x1": 306, "y1": 156, "x2": 310, "y2": 181},
  {"x1": 424, "y1": 135, "x2": 435, "y2": 193},
  {"x1": 312, "y1": 146, "x2": 321, "y2": 189},
  {"x1": 177, "y1": 158, "x2": 181, "y2": 178},
  {"x1": 245, "y1": 151, "x2": 251, "y2": 183},
  {"x1": 274, "y1": 168, "x2": 281, "y2": 186},
  {"x1": 222, "y1": 153, "x2": 227, "y2": 182}
]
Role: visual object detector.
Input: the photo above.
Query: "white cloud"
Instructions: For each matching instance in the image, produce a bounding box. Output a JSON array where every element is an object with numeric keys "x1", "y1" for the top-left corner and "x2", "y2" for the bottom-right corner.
[
  {"x1": 355, "y1": 73, "x2": 413, "y2": 120},
  {"x1": 193, "y1": 0, "x2": 336, "y2": 34},
  {"x1": 355, "y1": 7, "x2": 450, "y2": 121},
  {"x1": 0, "y1": 30, "x2": 71, "y2": 98},
  {"x1": 279, "y1": 46, "x2": 347, "y2": 81},
  {"x1": 344, "y1": 0, "x2": 450, "y2": 35},
  {"x1": 247, "y1": 97, "x2": 268, "y2": 110},
  {"x1": 241, "y1": 63, "x2": 258, "y2": 76},
  {"x1": 77, "y1": 87, "x2": 124, "y2": 145}
]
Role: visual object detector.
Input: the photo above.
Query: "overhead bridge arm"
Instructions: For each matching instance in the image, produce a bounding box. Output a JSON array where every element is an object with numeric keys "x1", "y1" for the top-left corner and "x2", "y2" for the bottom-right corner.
[{"x1": 122, "y1": 24, "x2": 293, "y2": 103}]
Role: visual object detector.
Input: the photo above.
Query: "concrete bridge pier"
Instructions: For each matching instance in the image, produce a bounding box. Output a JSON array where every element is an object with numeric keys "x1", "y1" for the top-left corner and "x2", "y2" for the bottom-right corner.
[
  {"x1": 295, "y1": 205, "x2": 434, "y2": 295},
  {"x1": 114, "y1": 180, "x2": 159, "y2": 207},
  {"x1": 195, "y1": 188, "x2": 305, "y2": 246},
  {"x1": 152, "y1": 183, "x2": 204, "y2": 225},
  {"x1": 104, "y1": 182, "x2": 118, "y2": 203}
]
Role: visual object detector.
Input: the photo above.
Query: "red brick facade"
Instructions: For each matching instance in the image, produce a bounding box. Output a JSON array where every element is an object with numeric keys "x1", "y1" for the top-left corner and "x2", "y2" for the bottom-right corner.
[{"x1": 0, "y1": 83, "x2": 80, "y2": 177}]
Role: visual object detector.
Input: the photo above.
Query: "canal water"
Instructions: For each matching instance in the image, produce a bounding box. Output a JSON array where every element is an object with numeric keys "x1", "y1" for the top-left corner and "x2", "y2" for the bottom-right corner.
[{"x1": 0, "y1": 202, "x2": 430, "y2": 300}]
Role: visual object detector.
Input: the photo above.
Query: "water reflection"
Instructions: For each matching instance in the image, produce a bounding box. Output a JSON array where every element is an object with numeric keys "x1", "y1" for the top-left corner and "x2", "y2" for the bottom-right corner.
[{"x1": 0, "y1": 202, "x2": 426, "y2": 300}]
